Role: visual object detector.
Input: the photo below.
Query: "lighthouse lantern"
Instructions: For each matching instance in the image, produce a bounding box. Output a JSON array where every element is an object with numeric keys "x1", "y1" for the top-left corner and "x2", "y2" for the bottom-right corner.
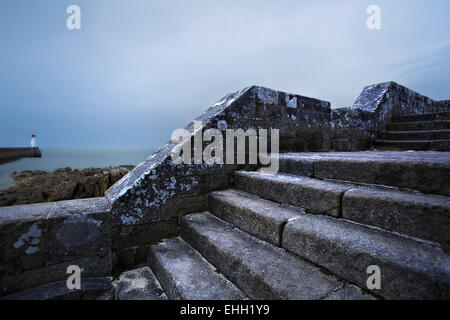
[{"x1": 31, "y1": 134, "x2": 36, "y2": 148}]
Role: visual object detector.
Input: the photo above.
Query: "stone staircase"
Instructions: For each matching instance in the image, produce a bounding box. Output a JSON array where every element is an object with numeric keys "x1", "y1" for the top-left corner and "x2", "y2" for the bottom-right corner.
[
  {"x1": 113, "y1": 151, "x2": 450, "y2": 300},
  {"x1": 376, "y1": 111, "x2": 450, "y2": 151},
  {"x1": 2, "y1": 83, "x2": 450, "y2": 301}
]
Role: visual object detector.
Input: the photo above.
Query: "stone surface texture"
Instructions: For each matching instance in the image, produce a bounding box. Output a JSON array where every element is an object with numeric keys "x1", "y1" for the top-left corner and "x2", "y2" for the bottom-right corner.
[
  {"x1": 148, "y1": 237, "x2": 245, "y2": 300},
  {"x1": 114, "y1": 267, "x2": 167, "y2": 300}
]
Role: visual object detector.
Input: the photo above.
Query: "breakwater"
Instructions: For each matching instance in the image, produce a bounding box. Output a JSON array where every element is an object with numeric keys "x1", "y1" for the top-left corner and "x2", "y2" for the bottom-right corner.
[{"x1": 0, "y1": 148, "x2": 42, "y2": 164}]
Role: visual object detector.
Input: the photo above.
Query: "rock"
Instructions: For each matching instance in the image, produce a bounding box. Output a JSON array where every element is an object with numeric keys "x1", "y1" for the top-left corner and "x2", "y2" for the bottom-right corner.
[{"x1": 0, "y1": 166, "x2": 134, "y2": 207}]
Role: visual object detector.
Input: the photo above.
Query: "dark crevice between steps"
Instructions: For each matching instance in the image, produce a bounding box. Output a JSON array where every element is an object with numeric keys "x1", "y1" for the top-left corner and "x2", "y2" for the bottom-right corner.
[
  {"x1": 278, "y1": 221, "x2": 288, "y2": 248},
  {"x1": 336, "y1": 189, "x2": 349, "y2": 219},
  {"x1": 311, "y1": 159, "x2": 316, "y2": 179},
  {"x1": 320, "y1": 280, "x2": 383, "y2": 300},
  {"x1": 319, "y1": 281, "x2": 345, "y2": 300},
  {"x1": 442, "y1": 243, "x2": 450, "y2": 255},
  {"x1": 359, "y1": 286, "x2": 384, "y2": 300},
  {"x1": 204, "y1": 194, "x2": 210, "y2": 215}
]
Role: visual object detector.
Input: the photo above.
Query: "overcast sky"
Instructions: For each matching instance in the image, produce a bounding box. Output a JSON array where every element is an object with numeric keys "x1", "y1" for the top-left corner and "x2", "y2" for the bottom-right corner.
[{"x1": 1, "y1": 0, "x2": 449, "y2": 147}]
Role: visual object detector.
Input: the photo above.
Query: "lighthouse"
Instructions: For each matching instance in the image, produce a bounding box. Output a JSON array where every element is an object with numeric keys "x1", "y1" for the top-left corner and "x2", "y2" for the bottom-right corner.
[{"x1": 31, "y1": 134, "x2": 36, "y2": 148}]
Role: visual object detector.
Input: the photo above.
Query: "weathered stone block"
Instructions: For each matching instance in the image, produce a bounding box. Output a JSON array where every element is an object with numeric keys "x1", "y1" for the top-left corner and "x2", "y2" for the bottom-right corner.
[
  {"x1": 148, "y1": 237, "x2": 245, "y2": 300},
  {"x1": 0, "y1": 219, "x2": 47, "y2": 276},
  {"x1": 0, "y1": 254, "x2": 111, "y2": 296},
  {"x1": 1, "y1": 277, "x2": 113, "y2": 300},
  {"x1": 158, "y1": 173, "x2": 228, "y2": 199},
  {"x1": 112, "y1": 246, "x2": 149, "y2": 275},
  {"x1": 112, "y1": 247, "x2": 135, "y2": 272},
  {"x1": 208, "y1": 190, "x2": 303, "y2": 246},
  {"x1": 46, "y1": 198, "x2": 112, "y2": 265},
  {"x1": 112, "y1": 218, "x2": 179, "y2": 251},
  {"x1": 342, "y1": 187, "x2": 450, "y2": 245},
  {"x1": 181, "y1": 212, "x2": 341, "y2": 300},
  {"x1": 234, "y1": 171, "x2": 352, "y2": 217},
  {"x1": 255, "y1": 102, "x2": 287, "y2": 122},
  {"x1": 282, "y1": 214, "x2": 450, "y2": 300},
  {"x1": 279, "y1": 121, "x2": 296, "y2": 138},
  {"x1": 160, "y1": 194, "x2": 206, "y2": 219},
  {"x1": 278, "y1": 154, "x2": 314, "y2": 177},
  {"x1": 313, "y1": 153, "x2": 450, "y2": 196}
]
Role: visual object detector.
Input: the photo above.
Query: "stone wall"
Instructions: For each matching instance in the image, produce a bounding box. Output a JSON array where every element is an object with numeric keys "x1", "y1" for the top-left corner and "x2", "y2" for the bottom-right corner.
[
  {"x1": 330, "y1": 81, "x2": 448, "y2": 151},
  {"x1": 103, "y1": 86, "x2": 335, "y2": 270},
  {"x1": 0, "y1": 198, "x2": 111, "y2": 296},
  {"x1": 0, "y1": 81, "x2": 446, "y2": 297},
  {"x1": 440, "y1": 100, "x2": 450, "y2": 108}
]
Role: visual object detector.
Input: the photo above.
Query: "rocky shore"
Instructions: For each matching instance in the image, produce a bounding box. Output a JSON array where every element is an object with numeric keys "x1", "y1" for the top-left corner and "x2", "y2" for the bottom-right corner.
[{"x1": 0, "y1": 166, "x2": 134, "y2": 207}]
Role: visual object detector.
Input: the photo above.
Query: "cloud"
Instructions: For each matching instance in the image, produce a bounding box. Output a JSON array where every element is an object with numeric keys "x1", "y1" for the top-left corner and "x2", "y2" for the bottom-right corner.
[{"x1": 0, "y1": 0, "x2": 449, "y2": 146}]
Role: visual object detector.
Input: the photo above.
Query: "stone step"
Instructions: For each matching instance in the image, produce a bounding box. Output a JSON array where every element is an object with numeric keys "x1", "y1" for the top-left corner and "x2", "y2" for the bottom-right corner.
[
  {"x1": 342, "y1": 187, "x2": 450, "y2": 246},
  {"x1": 392, "y1": 111, "x2": 450, "y2": 123},
  {"x1": 375, "y1": 139, "x2": 450, "y2": 151},
  {"x1": 277, "y1": 152, "x2": 450, "y2": 196},
  {"x1": 282, "y1": 214, "x2": 450, "y2": 300},
  {"x1": 207, "y1": 189, "x2": 304, "y2": 246},
  {"x1": 381, "y1": 130, "x2": 450, "y2": 141},
  {"x1": 211, "y1": 184, "x2": 449, "y2": 250},
  {"x1": 180, "y1": 212, "x2": 372, "y2": 300},
  {"x1": 114, "y1": 267, "x2": 167, "y2": 300},
  {"x1": 148, "y1": 237, "x2": 245, "y2": 300},
  {"x1": 234, "y1": 171, "x2": 353, "y2": 217},
  {"x1": 386, "y1": 120, "x2": 450, "y2": 131}
]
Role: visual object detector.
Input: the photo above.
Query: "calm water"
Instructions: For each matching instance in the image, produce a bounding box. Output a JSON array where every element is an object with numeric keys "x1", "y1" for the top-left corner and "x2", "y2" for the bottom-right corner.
[{"x1": 0, "y1": 147, "x2": 156, "y2": 190}]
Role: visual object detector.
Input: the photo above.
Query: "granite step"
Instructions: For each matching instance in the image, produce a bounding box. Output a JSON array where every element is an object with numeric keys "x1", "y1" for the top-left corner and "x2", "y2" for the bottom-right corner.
[
  {"x1": 210, "y1": 185, "x2": 450, "y2": 253},
  {"x1": 234, "y1": 171, "x2": 353, "y2": 217},
  {"x1": 207, "y1": 189, "x2": 304, "y2": 246},
  {"x1": 114, "y1": 267, "x2": 167, "y2": 300},
  {"x1": 277, "y1": 152, "x2": 450, "y2": 196},
  {"x1": 392, "y1": 111, "x2": 450, "y2": 123},
  {"x1": 342, "y1": 187, "x2": 450, "y2": 246},
  {"x1": 386, "y1": 120, "x2": 450, "y2": 131},
  {"x1": 282, "y1": 213, "x2": 450, "y2": 300},
  {"x1": 180, "y1": 212, "x2": 372, "y2": 300},
  {"x1": 375, "y1": 139, "x2": 450, "y2": 151},
  {"x1": 381, "y1": 130, "x2": 450, "y2": 141},
  {"x1": 148, "y1": 237, "x2": 245, "y2": 300}
]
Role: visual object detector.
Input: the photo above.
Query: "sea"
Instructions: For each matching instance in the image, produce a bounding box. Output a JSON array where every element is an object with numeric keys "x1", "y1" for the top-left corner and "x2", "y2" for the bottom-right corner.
[{"x1": 0, "y1": 147, "x2": 156, "y2": 190}]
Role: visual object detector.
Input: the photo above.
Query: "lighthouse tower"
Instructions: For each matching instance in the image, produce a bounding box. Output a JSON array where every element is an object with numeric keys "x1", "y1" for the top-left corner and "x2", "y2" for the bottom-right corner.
[{"x1": 31, "y1": 134, "x2": 36, "y2": 148}]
